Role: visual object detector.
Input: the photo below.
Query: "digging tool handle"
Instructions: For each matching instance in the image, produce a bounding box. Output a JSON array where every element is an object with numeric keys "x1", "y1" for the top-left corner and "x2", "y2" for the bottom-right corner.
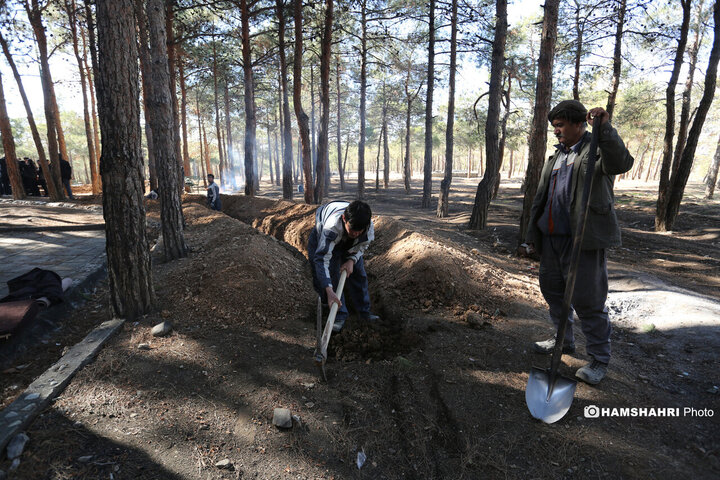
[
  {"x1": 319, "y1": 269, "x2": 348, "y2": 360},
  {"x1": 547, "y1": 125, "x2": 601, "y2": 396}
]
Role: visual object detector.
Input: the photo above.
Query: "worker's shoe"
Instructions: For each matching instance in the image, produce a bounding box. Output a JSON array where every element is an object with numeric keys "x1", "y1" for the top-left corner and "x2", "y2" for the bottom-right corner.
[
  {"x1": 359, "y1": 312, "x2": 380, "y2": 323},
  {"x1": 575, "y1": 359, "x2": 608, "y2": 385},
  {"x1": 331, "y1": 318, "x2": 346, "y2": 333},
  {"x1": 533, "y1": 337, "x2": 575, "y2": 354}
]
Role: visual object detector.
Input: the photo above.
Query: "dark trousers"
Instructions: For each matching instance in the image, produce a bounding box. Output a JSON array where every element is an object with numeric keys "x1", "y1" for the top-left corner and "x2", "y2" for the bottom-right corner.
[
  {"x1": 62, "y1": 178, "x2": 74, "y2": 199},
  {"x1": 308, "y1": 228, "x2": 371, "y2": 328},
  {"x1": 539, "y1": 235, "x2": 612, "y2": 364}
]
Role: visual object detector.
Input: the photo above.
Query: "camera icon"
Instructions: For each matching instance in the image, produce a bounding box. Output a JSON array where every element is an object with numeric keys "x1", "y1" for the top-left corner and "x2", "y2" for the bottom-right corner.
[{"x1": 584, "y1": 405, "x2": 600, "y2": 418}]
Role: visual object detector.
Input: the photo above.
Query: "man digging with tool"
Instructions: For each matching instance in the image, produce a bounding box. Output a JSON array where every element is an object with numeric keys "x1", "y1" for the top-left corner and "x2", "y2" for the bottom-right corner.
[
  {"x1": 308, "y1": 200, "x2": 380, "y2": 333},
  {"x1": 523, "y1": 100, "x2": 633, "y2": 385}
]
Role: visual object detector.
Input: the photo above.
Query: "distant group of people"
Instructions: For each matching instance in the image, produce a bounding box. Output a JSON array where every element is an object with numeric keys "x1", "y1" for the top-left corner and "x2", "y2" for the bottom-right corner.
[{"x1": 0, "y1": 155, "x2": 73, "y2": 199}]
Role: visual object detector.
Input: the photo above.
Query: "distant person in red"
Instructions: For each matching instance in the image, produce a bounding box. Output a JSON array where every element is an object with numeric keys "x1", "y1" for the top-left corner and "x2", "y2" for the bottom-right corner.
[{"x1": 523, "y1": 100, "x2": 633, "y2": 385}]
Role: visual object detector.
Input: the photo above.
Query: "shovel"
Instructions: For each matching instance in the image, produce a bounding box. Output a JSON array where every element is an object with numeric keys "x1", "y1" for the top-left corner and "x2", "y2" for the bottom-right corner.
[
  {"x1": 525, "y1": 122, "x2": 601, "y2": 424},
  {"x1": 314, "y1": 269, "x2": 348, "y2": 381}
]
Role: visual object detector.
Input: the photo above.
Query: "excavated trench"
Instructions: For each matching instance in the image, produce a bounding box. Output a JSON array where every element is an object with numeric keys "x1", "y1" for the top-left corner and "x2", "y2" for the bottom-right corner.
[{"x1": 184, "y1": 194, "x2": 511, "y2": 362}]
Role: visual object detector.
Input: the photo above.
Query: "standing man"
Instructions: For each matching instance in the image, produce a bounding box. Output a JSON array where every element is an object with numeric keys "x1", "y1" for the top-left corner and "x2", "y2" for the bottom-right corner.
[
  {"x1": 308, "y1": 200, "x2": 379, "y2": 333},
  {"x1": 59, "y1": 154, "x2": 74, "y2": 199},
  {"x1": 524, "y1": 100, "x2": 633, "y2": 385},
  {"x1": 206, "y1": 173, "x2": 221, "y2": 211}
]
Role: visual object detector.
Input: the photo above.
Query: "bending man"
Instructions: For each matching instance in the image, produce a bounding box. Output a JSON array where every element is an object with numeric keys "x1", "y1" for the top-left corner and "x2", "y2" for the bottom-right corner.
[{"x1": 308, "y1": 200, "x2": 379, "y2": 333}]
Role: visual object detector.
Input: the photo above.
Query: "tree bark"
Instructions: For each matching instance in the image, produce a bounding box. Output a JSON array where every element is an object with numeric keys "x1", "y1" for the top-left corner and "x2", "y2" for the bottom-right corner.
[
  {"x1": 673, "y1": 0, "x2": 706, "y2": 176},
  {"x1": 605, "y1": 0, "x2": 627, "y2": 120},
  {"x1": 706, "y1": 134, "x2": 720, "y2": 198},
  {"x1": 314, "y1": 0, "x2": 333, "y2": 203},
  {"x1": 336, "y1": 55, "x2": 345, "y2": 191},
  {"x1": 81, "y1": 5, "x2": 102, "y2": 192},
  {"x1": 165, "y1": 1, "x2": 184, "y2": 194},
  {"x1": 517, "y1": 0, "x2": 559, "y2": 244},
  {"x1": 422, "y1": 0, "x2": 435, "y2": 208},
  {"x1": 66, "y1": 0, "x2": 99, "y2": 196},
  {"x1": 357, "y1": 0, "x2": 367, "y2": 199},
  {"x1": 239, "y1": 0, "x2": 258, "y2": 196},
  {"x1": 212, "y1": 38, "x2": 226, "y2": 187},
  {"x1": 469, "y1": 0, "x2": 507, "y2": 230},
  {"x1": 0, "y1": 31, "x2": 59, "y2": 200},
  {"x1": 146, "y1": 0, "x2": 187, "y2": 261},
  {"x1": 293, "y1": 0, "x2": 313, "y2": 202},
  {"x1": 656, "y1": 0, "x2": 691, "y2": 232},
  {"x1": 665, "y1": 0, "x2": 720, "y2": 230},
  {"x1": 96, "y1": 0, "x2": 155, "y2": 320},
  {"x1": 437, "y1": 0, "x2": 457, "y2": 218},
  {"x1": 224, "y1": 77, "x2": 235, "y2": 190},
  {"x1": 135, "y1": 0, "x2": 157, "y2": 193},
  {"x1": 0, "y1": 71, "x2": 25, "y2": 199},
  {"x1": 25, "y1": 0, "x2": 64, "y2": 198},
  {"x1": 572, "y1": 0, "x2": 583, "y2": 101},
  {"x1": 382, "y1": 90, "x2": 390, "y2": 189},
  {"x1": 276, "y1": 0, "x2": 294, "y2": 199},
  {"x1": 179, "y1": 55, "x2": 191, "y2": 192}
]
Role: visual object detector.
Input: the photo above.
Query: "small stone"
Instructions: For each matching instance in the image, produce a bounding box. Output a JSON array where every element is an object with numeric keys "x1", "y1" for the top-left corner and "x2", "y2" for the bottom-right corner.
[
  {"x1": 151, "y1": 321, "x2": 172, "y2": 337},
  {"x1": 78, "y1": 456, "x2": 93, "y2": 463},
  {"x1": 301, "y1": 382, "x2": 315, "y2": 389},
  {"x1": 9, "y1": 459, "x2": 20, "y2": 471},
  {"x1": 137, "y1": 343, "x2": 151, "y2": 351},
  {"x1": 215, "y1": 459, "x2": 233, "y2": 470},
  {"x1": 25, "y1": 393, "x2": 39, "y2": 401},
  {"x1": 130, "y1": 413, "x2": 138, "y2": 418},
  {"x1": 466, "y1": 312, "x2": 490, "y2": 329},
  {"x1": 272, "y1": 408, "x2": 293, "y2": 429},
  {"x1": 161, "y1": 310, "x2": 171, "y2": 318},
  {"x1": 6, "y1": 433, "x2": 29, "y2": 459},
  {"x1": 292, "y1": 414, "x2": 302, "y2": 427}
]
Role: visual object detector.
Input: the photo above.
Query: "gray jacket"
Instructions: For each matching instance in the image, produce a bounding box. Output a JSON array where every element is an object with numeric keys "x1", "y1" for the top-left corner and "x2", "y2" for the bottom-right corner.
[{"x1": 526, "y1": 122, "x2": 634, "y2": 252}]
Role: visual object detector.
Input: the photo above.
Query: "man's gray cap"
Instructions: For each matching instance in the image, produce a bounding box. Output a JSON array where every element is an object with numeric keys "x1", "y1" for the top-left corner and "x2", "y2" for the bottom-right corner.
[{"x1": 548, "y1": 100, "x2": 587, "y2": 122}]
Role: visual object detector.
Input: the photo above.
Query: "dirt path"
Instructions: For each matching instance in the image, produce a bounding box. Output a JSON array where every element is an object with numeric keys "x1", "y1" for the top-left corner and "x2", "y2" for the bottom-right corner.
[{"x1": 1, "y1": 179, "x2": 718, "y2": 479}]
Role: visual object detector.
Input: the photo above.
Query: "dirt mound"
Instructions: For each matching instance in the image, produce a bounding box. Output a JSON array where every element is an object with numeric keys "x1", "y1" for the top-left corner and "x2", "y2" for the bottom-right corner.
[{"x1": 154, "y1": 202, "x2": 315, "y2": 332}]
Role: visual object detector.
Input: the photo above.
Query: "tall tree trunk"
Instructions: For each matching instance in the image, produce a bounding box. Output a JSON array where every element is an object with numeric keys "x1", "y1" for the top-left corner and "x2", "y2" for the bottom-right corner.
[
  {"x1": 276, "y1": 0, "x2": 293, "y2": 199},
  {"x1": 135, "y1": 0, "x2": 157, "y2": 194},
  {"x1": 240, "y1": 0, "x2": 257, "y2": 195},
  {"x1": 517, "y1": 0, "x2": 559, "y2": 244},
  {"x1": 665, "y1": 0, "x2": 720, "y2": 230},
  {"x1": 656, "y1": 0, "x2": 691, "y2": 232},
  {"x1": 96, "y1": 0, "x2": 154, "y2": 319},
  {"x1": 673, "y1": 0, "x2": 706, "y2": 175},
  {"x1": 310, "y1": 65, "x2": 317, "y2": 183},
  {"x1": 469, "y1": 0, "x2": 507, "y2": 229},
  {"x1": 65, "y1": 0, "x2": 98, "y2": 196},
  {"x1": 382, "y1": 89, "x2": 389, "y2": 189},
  {"x1": 0, "y1": 71, "x2": 25, "y2": 199},
  {"x1": 80, "y1": 7, "x2": 102, "y2": 193},
  {"x1": 706, "y1": 133, "x2": 720, "y2": 198},
  {"x1": 79, "y1": 23, "x2": 100, "y2": 193},
  {"x1": 357, "y1": 0, "x2": 367, "y2": 199},
  {"x1": 437, "y1": 0, "x2": 457, "y2": 218},
  {"x1": 274, "y1": 107, "x2": 281, "y2": 186},
  {"x1": 203, "y1": 122, "x2": 212, "y2": 177},
  {"x1": 179, "y1": 55, "x2": 191, "y2": 192},
  {"x1": 165, "y1": 1, "x2": 184, "y2": 194},
  {"x1": 404, "y1": 97, "x2": 412, "y2": 193},
  {"x1": 197, "y1": 91, "x2": 207, "y2": 187},
  {"x1": 493, "y1": 76, "x2": 512, "y2": 199},
  {"x1": 212, "y1": 38, "x2": 226, "y2": 187},
  {"x1": 0, "y1": 31, "x2": 59, "y2": 200},
  {"x1": 146, "y1": 0, "x2": 187, "y2": 260},
  {"x1": 336, "y1": 55, "x2": 345, "y2": 191},
  {"x1": 605, "y1": 0, "x2": 627, "y2": 120},
  {"x1": 224, "y1": 78, "x2": 235, "y2": 190},
  {"x1": 421, "y1": 0, "x2": 435, "y2": 208},
  {"x1": 293, "y1": 0, "x2": 313, "y2": 202},
  {"x1": 572, "y1": 0, "x2": 583, "y2": 101},
  {"x1": 25, "y1": 0, "x2": 64, "y2": 198},
  {"x1": 314, "y1": 0, "x2": 333, "y2": 204},
  {"x1": 375, "y1": 123, "x2": 383, "y2": 191}
]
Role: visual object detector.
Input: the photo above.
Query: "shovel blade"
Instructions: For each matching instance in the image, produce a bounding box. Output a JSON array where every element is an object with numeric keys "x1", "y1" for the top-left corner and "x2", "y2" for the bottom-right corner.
[{"x1": 526, "y1": 367, "x2": 577, "y2": 424}]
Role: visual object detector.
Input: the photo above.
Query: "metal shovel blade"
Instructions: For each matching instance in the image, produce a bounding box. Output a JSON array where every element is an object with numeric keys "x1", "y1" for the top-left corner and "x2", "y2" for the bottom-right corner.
[{"x1": 526, "y1": 367, "x2": 577, "y2": 424}]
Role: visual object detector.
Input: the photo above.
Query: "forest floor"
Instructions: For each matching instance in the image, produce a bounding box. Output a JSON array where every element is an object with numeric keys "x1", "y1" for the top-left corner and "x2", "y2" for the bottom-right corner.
[{"x1": 1, "y1": 177, "x2": 718, "y2": 479}]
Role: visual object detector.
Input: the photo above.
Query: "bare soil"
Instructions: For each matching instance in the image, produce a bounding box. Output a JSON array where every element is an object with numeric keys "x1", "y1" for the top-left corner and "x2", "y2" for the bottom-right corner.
[{"x1": 1, "y1": 178, "x2": 718, "y2": 479}]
